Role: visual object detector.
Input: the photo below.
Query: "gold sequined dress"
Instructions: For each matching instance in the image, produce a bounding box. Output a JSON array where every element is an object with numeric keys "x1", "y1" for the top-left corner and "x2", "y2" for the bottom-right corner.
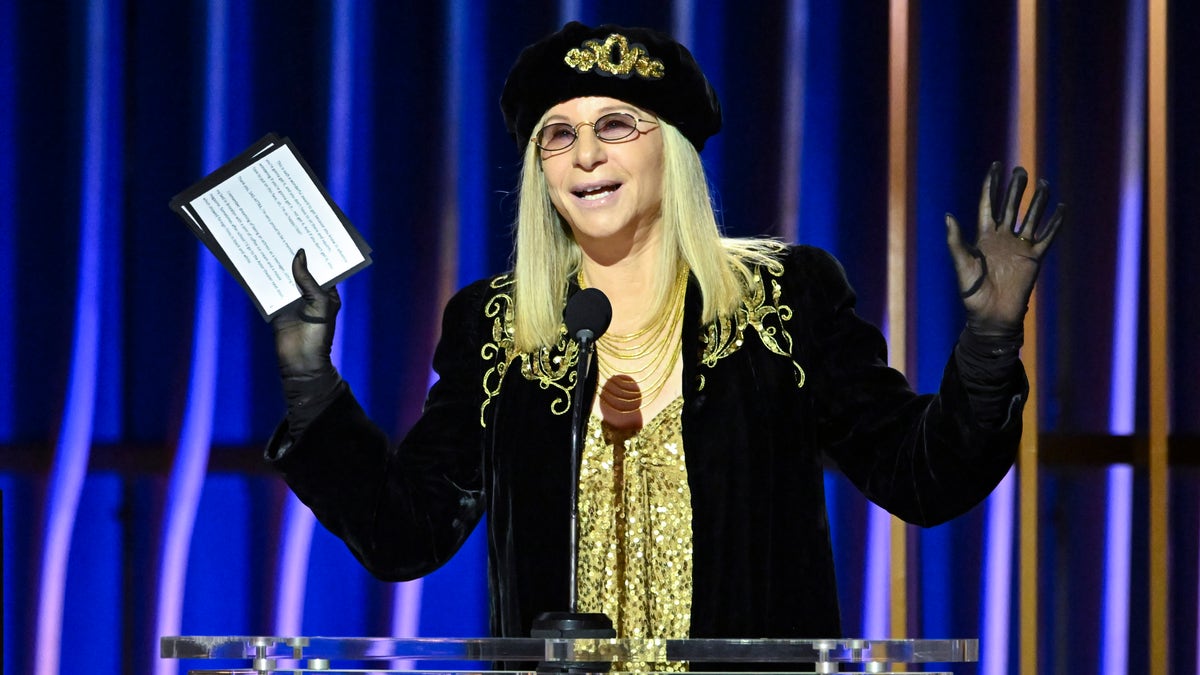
[{"x1": 577, "y1": 396, "x2": 692, "y2": 670}]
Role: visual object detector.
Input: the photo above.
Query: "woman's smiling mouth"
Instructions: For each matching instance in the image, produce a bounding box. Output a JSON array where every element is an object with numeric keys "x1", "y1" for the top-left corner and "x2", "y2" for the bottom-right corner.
[{"x1": 574, "y1": 182, "x2": 622, "y2": 200}]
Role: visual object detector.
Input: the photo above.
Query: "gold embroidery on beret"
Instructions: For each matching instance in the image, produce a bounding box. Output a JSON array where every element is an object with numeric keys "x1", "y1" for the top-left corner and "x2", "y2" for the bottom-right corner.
[{"x1": 564, "y1": 33, "x2": 665, "y2": 80}]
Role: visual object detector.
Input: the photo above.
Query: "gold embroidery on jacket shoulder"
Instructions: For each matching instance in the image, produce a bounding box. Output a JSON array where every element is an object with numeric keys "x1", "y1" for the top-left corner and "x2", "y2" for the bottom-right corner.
[
  {"x1": 699, "y1": 260, "x2": 806, "y2": 389},
  {"x1": 479, "y1": 275, "x2": 579, "y2": 427},
  {"x1": 519, "y1": 337, "x2": 579, "y2": 416},
  {"x1": 480, "y1": 276, "x2": 517, "y2": 427}
]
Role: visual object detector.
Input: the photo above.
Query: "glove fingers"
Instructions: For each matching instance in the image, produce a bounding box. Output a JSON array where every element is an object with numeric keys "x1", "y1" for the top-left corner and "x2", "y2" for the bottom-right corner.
[
  {"x1": 293, "y1": 249, "x2": 321, "y2": 293},
  {"x1": 978, "y1": 161, "x2": 1003, "y2": 232},
  {"x1": 1031, "y1": 203, "x2": 1066, "y2": 256},
  {"x1": 1018, "y1": 179, "x2": 1049, "y2": 238},
  {"x1": 292, "y1": 249, "x2": 339, "y2": 323},
  {"x1": 1001, "y1": 167, "x2": 1028, "y2": 232},
  {"x1": 946, "y1": 214, "x2": 985, "y2": 297},
  {"x1": 987, "y1": 161, "x2": 1003, "y2": 227}
]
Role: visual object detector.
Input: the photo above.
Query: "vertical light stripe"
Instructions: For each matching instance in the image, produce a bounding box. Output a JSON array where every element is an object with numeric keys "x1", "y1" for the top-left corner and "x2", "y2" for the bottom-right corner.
[
  {"x1": 559, "y1": 0, "x2": 583, "y2": 24},
  {"x1": 34, "y1": 2, "x2": 110, "y2": 672},
  {"x1": 1016, "y1": 1, "x2": 1041, "y2": 673},
  {"x1": 275, "y1": 495, "x2": 316, "y2": 635},
  {"x1": 154, "y1": 2, "x2": 227, "y2": 672},
  {"x1": 436, "y1": 1, "x2": 463, "y2": 309},
  {"x1": 391, "y1": 579, "x2": 424, "y2": 671},
  {"x1": 864, "y1": 504, "x2": 892, "y2": 638},
  {"x1": 777, "y1": 0, "x2": 807, "y2": 243},
  {"x1": 1017, "y1": 306, "x2": 1039, "y2": 675},
  {"x1": 1102, "y1": 466, "x2": 1134, "y2": 673},
  {"x1": 871, "y1": 313, "x2": 892, "y2": 641},
  {"x1": 985, "y1": 15, "x2": 1026, "y2": 675},
  {"x1": 1108, "y1": 0, "x2": 1146, "y2": 437},
  {"x1": 324, "y1": 0, "x2": 354, "y2": 349},
  {"x1": 678, "y1": 0, "x2": 725, "y2": 189},
  {"x1": 332, "y1": 2, "x2": 374, "y2": 409},
  {"x1": 452, "y1": 1, "x2": 485, "y2": 288},
  {"x1": 327, "y1": 2, "x2": 353, "y2": 209},
  {"x1": 885, "y1": 0, "x2": 914, "y2": 372},
  {"x1": 154, "y1": 261, "x2": 220, "y2": 670},
  {"x1": 671, "y1": 0, "x2": 695, "y2": 55},
  {"x1": 885, "y1": 0, "x2": 915, "y2": 640},
  {"x1": 1101, "y1": 2, "x2": 1146, "y2": 673},
  {"x1": 391, "y1": 583, "x2": 424, "y2": 637},
  {"x1": 1146, "y1": 0, "x2": 1170, "y2": 670},
  {"x1": 981, "y1": 469, "x2": 1015, "y2": 675}
]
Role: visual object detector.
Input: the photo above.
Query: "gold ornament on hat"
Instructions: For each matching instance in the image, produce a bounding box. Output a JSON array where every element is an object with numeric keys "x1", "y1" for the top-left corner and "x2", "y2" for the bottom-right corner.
[{"x1": 564, "y1": 33, "x2": 665, "y2": 79}]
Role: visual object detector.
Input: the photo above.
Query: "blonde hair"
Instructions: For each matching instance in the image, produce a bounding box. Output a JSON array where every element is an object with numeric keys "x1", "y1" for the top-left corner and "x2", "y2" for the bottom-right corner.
[{"x1": 511, "y1": 117, "x2": 784, "y2": 353}]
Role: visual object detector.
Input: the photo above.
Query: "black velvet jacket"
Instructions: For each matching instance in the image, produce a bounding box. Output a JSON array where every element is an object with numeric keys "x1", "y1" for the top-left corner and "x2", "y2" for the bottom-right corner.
[{"x1": 268, "y1": 245, "x2": 1026, "y2": 640}]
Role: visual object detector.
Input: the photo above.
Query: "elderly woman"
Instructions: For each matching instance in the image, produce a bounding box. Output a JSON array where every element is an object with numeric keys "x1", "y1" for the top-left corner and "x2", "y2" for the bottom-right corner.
[{"x1": 268, "y1": 22, "x2": 1062, "y2": 643}]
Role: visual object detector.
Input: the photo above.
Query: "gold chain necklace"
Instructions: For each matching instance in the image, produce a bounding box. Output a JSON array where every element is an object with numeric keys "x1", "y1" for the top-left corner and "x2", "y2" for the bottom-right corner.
[{"x1": 578, "y1": 266, "x2": 688, "y2": 410}]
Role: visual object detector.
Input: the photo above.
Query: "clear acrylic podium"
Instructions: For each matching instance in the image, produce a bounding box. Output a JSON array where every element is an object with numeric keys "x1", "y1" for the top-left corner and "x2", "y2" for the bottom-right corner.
[{"x1": 161, "y1": 636, "x2": 978, "y2": 674}]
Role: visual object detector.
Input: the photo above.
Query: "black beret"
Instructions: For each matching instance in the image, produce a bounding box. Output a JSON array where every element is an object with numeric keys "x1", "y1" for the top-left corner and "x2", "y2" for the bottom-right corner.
[{"x1": 500, "y1": 22, "x2": 722, "y2": 151}]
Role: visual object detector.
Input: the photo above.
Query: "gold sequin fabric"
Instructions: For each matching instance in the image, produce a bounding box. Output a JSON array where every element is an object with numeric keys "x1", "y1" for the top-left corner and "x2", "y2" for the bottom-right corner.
[{"x1": 577, "y1": 397, "x2": 692, "y2": 671}]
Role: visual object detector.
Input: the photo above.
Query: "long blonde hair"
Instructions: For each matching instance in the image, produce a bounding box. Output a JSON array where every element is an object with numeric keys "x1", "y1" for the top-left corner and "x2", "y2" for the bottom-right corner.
[{"x1": 511, "y1": 116, "x2": 784, "y2": 353}]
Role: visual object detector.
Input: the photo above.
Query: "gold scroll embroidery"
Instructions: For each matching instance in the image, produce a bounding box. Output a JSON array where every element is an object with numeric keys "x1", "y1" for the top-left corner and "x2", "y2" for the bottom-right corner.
[
  {"x1": 699, "y1": 261, "x2": 807, "y2": 389},
  {"x1": 479, "y1": 275, "x2": 578, "y2": 427},
  {"x1": 564, "y1": 33, "x2": 665, "y2": 79},
  {"x1": 480, "y1": 261, "x2": 806, "y2": 426}
]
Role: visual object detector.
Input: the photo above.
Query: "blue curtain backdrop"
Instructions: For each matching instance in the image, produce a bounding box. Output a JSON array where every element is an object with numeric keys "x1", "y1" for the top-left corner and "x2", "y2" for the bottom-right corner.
[{"x1": 1, "y1": 1, "x2": 1197, "y2": 673}]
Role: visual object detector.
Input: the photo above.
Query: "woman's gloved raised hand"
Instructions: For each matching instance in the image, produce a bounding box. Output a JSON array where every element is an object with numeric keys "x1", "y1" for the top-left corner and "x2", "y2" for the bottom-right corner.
[{"x1": 946, "y1": 161, "x2": 1065, "y2": 339}]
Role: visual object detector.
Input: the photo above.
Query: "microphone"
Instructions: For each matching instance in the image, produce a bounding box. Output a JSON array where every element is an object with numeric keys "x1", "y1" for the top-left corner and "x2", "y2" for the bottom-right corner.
[
  {"x1": 561, "y1": 288, "x2": 610, "y2": 614},
  {"x1": 563, "y1": 287, "x2": 612, "y2": 345},
  {"x1": 530, "y1": 287, "x2": 616, "y2": 663}
]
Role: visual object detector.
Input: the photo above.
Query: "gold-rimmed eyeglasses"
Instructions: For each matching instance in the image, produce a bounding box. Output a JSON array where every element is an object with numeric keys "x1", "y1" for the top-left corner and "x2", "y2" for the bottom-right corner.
[{"x1": 533, "y1": 112, "x2": 658, "y2": 152}]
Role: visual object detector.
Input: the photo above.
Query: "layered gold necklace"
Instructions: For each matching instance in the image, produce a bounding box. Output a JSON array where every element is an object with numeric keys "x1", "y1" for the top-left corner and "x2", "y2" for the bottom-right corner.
[{"x1": 578, "y1": 265, "x2": 689, "y2": 413}]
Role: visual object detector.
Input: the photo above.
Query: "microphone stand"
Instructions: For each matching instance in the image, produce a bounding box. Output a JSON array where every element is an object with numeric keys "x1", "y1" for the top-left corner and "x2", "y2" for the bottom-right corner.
[{"x1": 531, "y1": 325, "x2": 615, "y2": 672}]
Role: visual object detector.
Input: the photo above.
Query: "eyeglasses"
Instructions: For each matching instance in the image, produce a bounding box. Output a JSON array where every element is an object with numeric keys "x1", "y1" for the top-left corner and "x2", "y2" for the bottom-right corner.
[{"x1": 533, "y1": 112, "x2": 658, "y2": 152}]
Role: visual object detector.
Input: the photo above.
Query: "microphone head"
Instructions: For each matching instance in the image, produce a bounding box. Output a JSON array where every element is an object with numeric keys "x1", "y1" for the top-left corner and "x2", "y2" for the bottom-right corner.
[{"x1": 563, "y1": 287, "x2": 612, "y2": 341}]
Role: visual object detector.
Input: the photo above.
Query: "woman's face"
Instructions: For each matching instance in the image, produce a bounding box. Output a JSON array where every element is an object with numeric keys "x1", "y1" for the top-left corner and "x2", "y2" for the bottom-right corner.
[{"x1": 537, "y1": 96, "x2": 664, "y2": 248}]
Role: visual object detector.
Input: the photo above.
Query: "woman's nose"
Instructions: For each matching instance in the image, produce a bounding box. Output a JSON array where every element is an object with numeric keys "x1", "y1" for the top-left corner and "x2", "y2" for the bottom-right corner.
[{"x1": 572, "y1": 126, "x2": 606, "y2": 168}]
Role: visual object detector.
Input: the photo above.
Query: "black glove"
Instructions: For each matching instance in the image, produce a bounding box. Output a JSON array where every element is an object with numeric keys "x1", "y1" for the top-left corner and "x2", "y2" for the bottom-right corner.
[
  {"x1": 272, "y1": 249, "x2": 343, "y2": 436},
  {"x1": 945, "y1": 163, "x2": 1065, "y2": 427},
  {"x1": 946, "y1": 161, "x2": 1065, "y2": 341}
]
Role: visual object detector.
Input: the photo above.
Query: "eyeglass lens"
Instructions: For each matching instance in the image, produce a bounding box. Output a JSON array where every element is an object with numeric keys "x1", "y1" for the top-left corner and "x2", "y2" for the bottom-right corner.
[{"x1": 535, "y1": 112, "x2": 641, "y2": 151}]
